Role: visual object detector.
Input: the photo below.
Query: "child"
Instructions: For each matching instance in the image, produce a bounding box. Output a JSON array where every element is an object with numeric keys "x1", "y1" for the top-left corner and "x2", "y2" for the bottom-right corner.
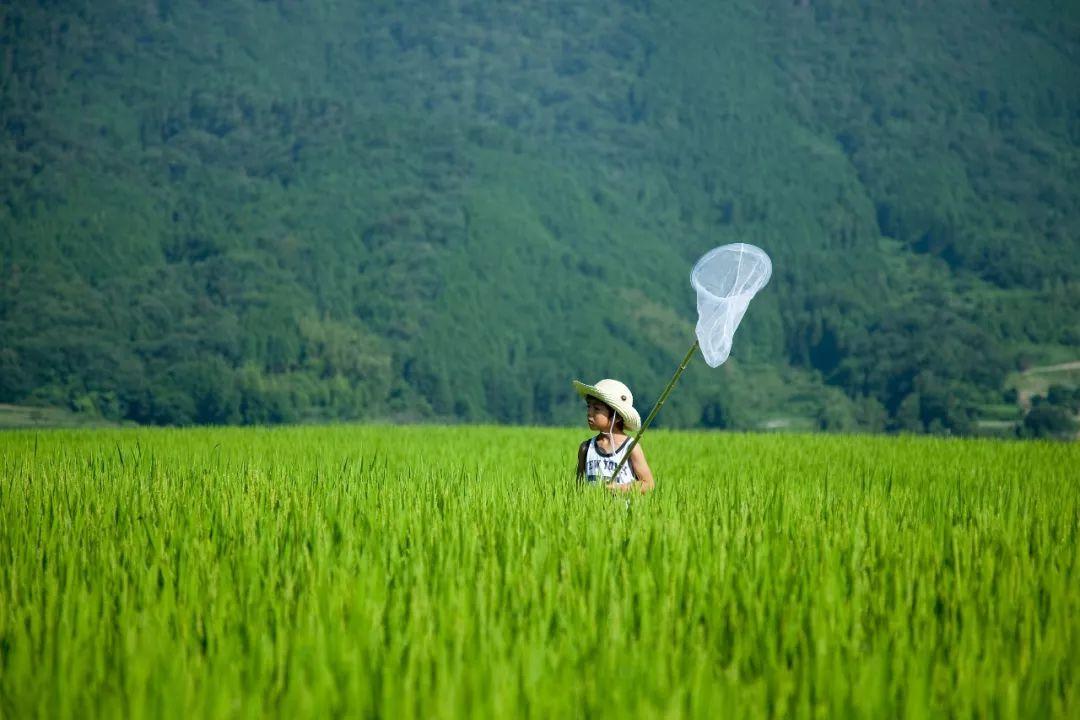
[{"x1": 573, "y1": 378, "x2": 655, "y2": 493}]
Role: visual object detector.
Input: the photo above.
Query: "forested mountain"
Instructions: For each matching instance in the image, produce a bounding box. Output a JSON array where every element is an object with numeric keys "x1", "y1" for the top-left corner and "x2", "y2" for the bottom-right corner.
[{"x1": 2, "y1": 0, "x2": 1078, "y2": 433}]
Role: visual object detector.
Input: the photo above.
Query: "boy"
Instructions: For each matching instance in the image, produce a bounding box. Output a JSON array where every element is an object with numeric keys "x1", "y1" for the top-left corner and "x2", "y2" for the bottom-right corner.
[{"x1": 573, "y1": 378, "x2": 655, "y2": 493}]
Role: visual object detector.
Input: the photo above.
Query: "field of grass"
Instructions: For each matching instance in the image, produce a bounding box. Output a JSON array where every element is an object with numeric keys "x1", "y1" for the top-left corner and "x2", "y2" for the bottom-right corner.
[{"x1": 1, "y1": 425, "x2": 1077, "y2": 718}]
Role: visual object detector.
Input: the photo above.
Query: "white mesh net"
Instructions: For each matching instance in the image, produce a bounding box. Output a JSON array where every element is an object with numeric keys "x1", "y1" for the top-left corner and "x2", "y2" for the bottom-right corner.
[{"x1": 691, "y1": 243, "x2": 772, "y2": 368}]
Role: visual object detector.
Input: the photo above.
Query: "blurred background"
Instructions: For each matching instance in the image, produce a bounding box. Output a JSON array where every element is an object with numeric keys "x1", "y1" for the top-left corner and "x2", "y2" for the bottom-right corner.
[{"x1": 1, "y1": 0, "x2": 1077, "y2": 437}]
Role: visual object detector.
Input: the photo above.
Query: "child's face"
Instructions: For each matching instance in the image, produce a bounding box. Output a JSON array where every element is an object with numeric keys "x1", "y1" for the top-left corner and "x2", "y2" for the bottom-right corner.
[{"x1": 586, "y1": 397, "x2": 617, "y2": 432}]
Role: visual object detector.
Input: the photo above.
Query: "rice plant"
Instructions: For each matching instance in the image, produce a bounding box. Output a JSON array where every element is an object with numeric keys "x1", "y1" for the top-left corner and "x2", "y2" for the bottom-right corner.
[{"x1": 1, "y1": 426, "x2": 1077, "y2": 718}]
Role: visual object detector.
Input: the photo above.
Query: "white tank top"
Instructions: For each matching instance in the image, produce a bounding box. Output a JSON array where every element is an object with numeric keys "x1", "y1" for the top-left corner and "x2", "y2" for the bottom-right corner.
[{"x1": 584, "y1": 435, "x2": 636, "y2": 485}]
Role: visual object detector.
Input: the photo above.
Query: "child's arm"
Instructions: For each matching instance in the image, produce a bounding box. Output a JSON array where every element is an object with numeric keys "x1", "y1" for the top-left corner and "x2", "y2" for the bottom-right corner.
[
  {"x1": 575, "y1": 440, "x2": 589, "y2": 480},
  {"x1": 610, "y1": 444, "x2": 655, "y2": 493}
]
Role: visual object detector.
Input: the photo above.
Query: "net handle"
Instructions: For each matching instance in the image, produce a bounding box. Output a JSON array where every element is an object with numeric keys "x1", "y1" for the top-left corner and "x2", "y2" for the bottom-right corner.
[{"x1": 609, "y1": 339, "x2": 699, "y2": 485}]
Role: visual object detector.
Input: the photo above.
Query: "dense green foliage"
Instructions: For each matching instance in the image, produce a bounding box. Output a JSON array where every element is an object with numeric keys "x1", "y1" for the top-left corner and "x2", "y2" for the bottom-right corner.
[
  {"x1": 1, "y1": 426, "x2": 1077, "y2": 717},
  {"x1": 1021, "y1": 384, "x2": 1080, "y2": 438},
  {"x1": 1020, "y1": 404, "x2": 1079, "y2": 439},
  {"x1": 1, "y1": 1, "x2": 1078, "y2": 431}
]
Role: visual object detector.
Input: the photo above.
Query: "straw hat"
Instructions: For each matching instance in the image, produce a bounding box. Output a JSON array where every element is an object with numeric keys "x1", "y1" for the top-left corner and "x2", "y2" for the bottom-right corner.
[{"x1": 572, "y1": 378, "x2": 642, "y2": 432}]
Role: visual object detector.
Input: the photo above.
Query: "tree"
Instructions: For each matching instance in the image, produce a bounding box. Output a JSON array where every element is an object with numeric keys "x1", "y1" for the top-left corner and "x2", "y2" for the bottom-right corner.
[{"x1": 1019, "y1": 406, "x2": 1078, "y2": 440}]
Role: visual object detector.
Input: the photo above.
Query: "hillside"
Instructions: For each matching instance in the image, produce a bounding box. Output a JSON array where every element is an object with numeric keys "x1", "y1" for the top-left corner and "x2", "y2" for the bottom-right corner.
[{"x1": 2, "y1": 0, "x2": 1078, "y2": 433}]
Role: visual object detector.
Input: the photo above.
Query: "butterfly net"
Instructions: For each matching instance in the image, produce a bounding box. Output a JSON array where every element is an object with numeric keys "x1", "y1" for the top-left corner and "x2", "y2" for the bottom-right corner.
[{"x1": 691, "y1": 243, "x2": 772, "y2": 368}]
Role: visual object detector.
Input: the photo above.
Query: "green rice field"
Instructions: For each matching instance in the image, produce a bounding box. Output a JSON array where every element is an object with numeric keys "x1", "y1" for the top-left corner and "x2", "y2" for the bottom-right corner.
[{"x1": 1, "y1": 426, "x2": 1077, "y2": 718}]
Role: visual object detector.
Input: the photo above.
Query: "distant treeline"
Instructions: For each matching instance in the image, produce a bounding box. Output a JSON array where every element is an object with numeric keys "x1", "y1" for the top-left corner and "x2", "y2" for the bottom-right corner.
[{"x1": 2, "y1": 0, "x2": 1078, "y2": 434}]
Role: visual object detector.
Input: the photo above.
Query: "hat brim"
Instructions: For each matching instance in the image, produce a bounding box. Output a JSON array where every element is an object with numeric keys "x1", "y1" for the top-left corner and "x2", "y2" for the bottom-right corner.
[{"x1": 573, "y1": 380, "x2": 642, "y2": 432}]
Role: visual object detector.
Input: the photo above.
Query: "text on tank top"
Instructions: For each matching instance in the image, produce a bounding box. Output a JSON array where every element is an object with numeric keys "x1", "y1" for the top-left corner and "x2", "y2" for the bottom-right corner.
[{"x1": 584, "y1": 435, "x2": 636, "y2": 485}]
